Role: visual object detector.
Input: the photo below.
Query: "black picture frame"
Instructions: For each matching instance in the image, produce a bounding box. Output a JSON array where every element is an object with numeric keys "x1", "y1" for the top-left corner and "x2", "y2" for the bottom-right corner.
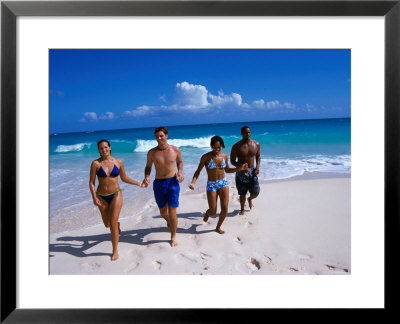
[{"x1": 1, "y1": 0, "x2": 399, "y2": 322}]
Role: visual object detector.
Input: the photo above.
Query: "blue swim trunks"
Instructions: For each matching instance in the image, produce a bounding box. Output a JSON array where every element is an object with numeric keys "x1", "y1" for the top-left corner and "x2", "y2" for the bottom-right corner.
[
  {"x1": 153, "y1": 176, "x2": 180, "y2": 208},
  {"x1": 206, "y1": 178, "x2": 229, "y2": 192}
]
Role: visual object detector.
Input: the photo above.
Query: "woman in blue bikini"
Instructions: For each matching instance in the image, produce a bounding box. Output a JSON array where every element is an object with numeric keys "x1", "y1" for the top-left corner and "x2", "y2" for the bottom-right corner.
[
  {"x1": 89, "y1": 139, "x2": 146, "y2": 261},
  {"x1": 189, "y1": 136, "x2": 247, "y2": 234}
]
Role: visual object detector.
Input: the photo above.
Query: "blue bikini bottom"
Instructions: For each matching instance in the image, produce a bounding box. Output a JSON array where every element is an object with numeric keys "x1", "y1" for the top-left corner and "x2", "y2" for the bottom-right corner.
[
  {"x1": 97, "y1": 188, "x2": 122, "y2": 204},
  {"x1": 206, "y1": 178, "x2": 228, "y2": 192}
]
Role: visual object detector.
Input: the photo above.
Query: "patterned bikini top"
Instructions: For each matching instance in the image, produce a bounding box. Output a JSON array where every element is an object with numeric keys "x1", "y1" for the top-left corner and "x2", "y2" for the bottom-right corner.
[{"x1": 207, "y1": 158, "x2": 226, "y2": 169}]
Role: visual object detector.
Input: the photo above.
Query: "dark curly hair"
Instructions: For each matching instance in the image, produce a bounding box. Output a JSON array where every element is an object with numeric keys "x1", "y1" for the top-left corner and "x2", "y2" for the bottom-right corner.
[{"x1": 210, "y1": 135, "x2": 225, "y2": 148}]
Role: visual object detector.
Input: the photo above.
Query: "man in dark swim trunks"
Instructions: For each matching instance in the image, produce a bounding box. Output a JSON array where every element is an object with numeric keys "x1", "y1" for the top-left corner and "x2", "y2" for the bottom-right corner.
[
  {"x1": 230, "y1": 126, "x2": 261, "y2": 215},
  {"x1": 144, "y1": 126, "x2": 184, "y2": 247}
]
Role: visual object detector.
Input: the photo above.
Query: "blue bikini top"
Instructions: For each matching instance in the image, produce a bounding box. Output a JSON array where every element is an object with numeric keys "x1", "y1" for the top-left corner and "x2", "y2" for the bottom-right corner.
[
  {"x1": 97, "y1": 162, "x2": 120, "y2": 177},
  {"x1": 207, "y1": 158, "x2": 226, "y2": 169}
]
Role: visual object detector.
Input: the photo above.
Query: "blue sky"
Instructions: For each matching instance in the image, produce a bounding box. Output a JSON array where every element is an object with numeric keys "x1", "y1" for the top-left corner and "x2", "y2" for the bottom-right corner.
[{"x1": 50, "y1": 49, "x2": 350, "y2": 134}]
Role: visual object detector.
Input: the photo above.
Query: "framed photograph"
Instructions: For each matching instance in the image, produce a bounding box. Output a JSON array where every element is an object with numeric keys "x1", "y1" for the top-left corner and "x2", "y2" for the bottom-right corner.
[{"x1": 2, "y1": 0, "x2": 399, "y2": 322}]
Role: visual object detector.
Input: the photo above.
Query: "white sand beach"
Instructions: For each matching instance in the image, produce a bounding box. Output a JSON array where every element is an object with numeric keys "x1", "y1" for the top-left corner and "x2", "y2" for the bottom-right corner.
[{"x1": 49, "y1": 176, "x2": 350, "y2": 275}]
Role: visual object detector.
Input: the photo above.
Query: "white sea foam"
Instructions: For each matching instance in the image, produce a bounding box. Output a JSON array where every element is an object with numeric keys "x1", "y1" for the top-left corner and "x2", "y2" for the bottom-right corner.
[
  {"x1": 110, "y1": 139, "x2": 135, "y2": 144},
  {"x1": 134, "y1": 137, "x2": 212, "y2": 152},
  {"x1": 55, "y1": 142, "x2": 92, "y2": 153},
  {"x1": 50, "y1": 169, "x2": 72, "y2": 177},
  {"x1": 260, "y1": 155, "x2": 351, "y2": 180}
]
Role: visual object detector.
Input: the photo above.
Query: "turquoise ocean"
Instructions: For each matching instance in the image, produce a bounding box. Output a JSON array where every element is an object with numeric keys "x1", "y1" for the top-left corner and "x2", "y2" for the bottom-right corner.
[{"x1": 50, "y1": 118, "x2": 351, "y2": 233}]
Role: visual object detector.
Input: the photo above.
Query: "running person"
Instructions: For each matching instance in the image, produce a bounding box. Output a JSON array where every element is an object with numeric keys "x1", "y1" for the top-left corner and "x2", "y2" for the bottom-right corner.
[
  {"x1": 89, "y1": 139, "x2": 146, "y2": 261},
  {"x1": 230, "y1": 126, "x2": 261, "y2": 215},
  {"x1": 189, "y1": 136, "x2": 247, "y2": 234},
  {"x1": 144, "y1": 127, "x2": 184, "y2": 247}
]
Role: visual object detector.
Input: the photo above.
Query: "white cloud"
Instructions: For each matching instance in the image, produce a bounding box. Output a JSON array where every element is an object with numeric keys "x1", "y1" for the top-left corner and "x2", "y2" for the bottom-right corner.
[
  {"x1": 209, "y1": 91, "x2": 243, "y2": 107},
  {"x1": 99, "y1": 112, "x2": 115, "y2": 120},
  {"x1": 282, "y1": 102, "x2": 296, "y2": 109},
  {"x1": 123, "y1": 105, "x2": 153, "y2": 117},
  {"x1": 78, "y1": 81, "x2": 335, "y2": 124},
  {"x1": 85, "y1": 112, "x2": 97, "y2": 120},
  {"x1": 305, "y1": 104, "x2": 316, "y2": 112},
  {"x1": 252, "y1": 99, "x2": 265, "y2": 108},
  {"x1": 174, "y1": 81, "x2": 209, "y2": 108},
  {"x1": 266, "y1": 100, "x2": 280, "y2": 109},
  {"x1": 251, "y1": 99, "x2": 296, "y2": 110},
  {"x1": 80, "y1": 111, "x2": 116, "y2": 122},
  {"x1": 80, "y1": 112, "x2": 98, "y2": 122},
  {"x1": 123, "y1": 82, "x2": 251, "y2": 118},
  {"x1": 118, "y1": 81, "x2": 329, "y2": 120}
]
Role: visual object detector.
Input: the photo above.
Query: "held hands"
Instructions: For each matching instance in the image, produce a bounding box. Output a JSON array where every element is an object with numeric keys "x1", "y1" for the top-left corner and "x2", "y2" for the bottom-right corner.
[
  {"x1": 241, "y1": 163, "x2": 249, "y2": 172},
  {"x1": 140, "y1": 180, "x2": 148, "y2": 188}
]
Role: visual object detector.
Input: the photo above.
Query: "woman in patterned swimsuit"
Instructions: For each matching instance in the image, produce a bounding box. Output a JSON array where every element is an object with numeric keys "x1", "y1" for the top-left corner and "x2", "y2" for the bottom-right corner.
[
  {"x1": 89, "y1": 139, "x2": 146, "y2": 261},
  {"x1": 189, "y1": 136, "x2": 247, "y2": 234}
]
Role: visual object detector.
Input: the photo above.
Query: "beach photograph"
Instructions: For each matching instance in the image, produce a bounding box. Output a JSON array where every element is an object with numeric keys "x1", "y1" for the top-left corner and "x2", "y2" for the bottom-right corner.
[{"x1": 49, "y1": 49, "x2": 351, "y2": 275}]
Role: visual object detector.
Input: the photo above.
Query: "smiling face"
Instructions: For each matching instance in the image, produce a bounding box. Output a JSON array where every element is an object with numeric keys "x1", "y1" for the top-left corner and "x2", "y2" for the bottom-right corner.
[
  {"x1": 155, "y1": 131, "x2": 168, "y2": 146},
  {"x1": 211, "y1": 141, "x2": 222, "y2": 154},
  {"x1": 97, "y1": 141, "x2": 111, "y2": 157}
]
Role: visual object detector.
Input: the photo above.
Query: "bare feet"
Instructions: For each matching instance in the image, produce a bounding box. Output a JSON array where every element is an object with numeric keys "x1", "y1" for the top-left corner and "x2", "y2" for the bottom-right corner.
[
  {"x1": 239, "y1": 209, "x2": 245, "y2": 215},
  {"x1": 203, "y1": 212, "x2": 209, "y2": 222},
  {"x1": 247, "y1": 198, "x2": 254, "y2": 209},
  {"x1": 216, "y1": 227, "x2": 225, "y2": 234},
  {"x1": 111, "y1": 252, "x2": 119, "y2": 261},
  {"x1": 171, "y1": 237, "x2": 178, "y2": 247}
]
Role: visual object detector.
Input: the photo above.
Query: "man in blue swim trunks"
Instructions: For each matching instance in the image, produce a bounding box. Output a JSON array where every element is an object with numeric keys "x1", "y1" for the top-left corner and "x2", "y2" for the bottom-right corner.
[
  {"x1": 144, "y1": 126, "x2": 184, "y2": 247},
  {"x1": 230, "y1": 126, "x2": 261, "y2": 215}
]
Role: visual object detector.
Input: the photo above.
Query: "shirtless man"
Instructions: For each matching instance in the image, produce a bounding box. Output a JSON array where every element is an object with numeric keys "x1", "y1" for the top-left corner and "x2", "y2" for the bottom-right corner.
[
  {"x1": 144, "y1": 126, "x2": 184, "y2": 247},
  {"x1": 230, "y1": 126, "x2": 261, "y2": 215}
]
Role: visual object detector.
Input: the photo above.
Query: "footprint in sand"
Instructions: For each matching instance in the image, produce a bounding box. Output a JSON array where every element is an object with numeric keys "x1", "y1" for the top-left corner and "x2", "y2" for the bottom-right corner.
[
  {"x1": 200, "y1": 252, "x2": 210, "y2": 261},
  {"x1": 136, "y1": 215, "x2": 143, "y2": 222},
  {"x1": 152, "y1": 260, "x2": 162, "y2": 270},
  {"x1": 325, "y1": 264, "x2": 349, "y2": 273},
  {"x1": 123, "y1": 262, "x2": 139, "y2": 273},
  {"x1": 234, "y1": 237, "x2": 243, "y2": 245},
  {"x1": 235, "y1": 257, "x2": 261, "y2": 274},
  {"x1": 288, "y1": 267, "x2": 299, "y2": 272},
  {"x1": 245, "y1": 221, "x2": 253, "y2": 228},
  {"x1": 263, "y1": 255, "x2": 272, "y2": 264},
  {"x1": 174, "y1": 253, "x2": 197, "y2": 265},
  {"x1": 200, "y1": 253, "x2": 211, "y2": 270},
  {"x1": 80, "y1": 262, "x2": 101, "y2": 270},
  {"x1": 247, "y1": 257, "x2": 261, "y2": 271}
]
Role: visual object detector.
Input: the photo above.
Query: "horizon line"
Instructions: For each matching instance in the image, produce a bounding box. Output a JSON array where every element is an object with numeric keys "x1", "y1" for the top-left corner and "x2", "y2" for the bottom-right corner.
[{"x1": 50, "y1": 116, "x2": 351, "y2": 136}]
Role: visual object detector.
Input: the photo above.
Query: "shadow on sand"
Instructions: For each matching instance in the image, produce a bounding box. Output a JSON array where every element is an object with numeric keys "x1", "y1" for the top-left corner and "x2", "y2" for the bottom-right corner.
[
  {"x1": 49, "y1": 211, "x2": 236, "y2": 259},
  {"x1": 153, "y1": 210, "x2": 240, "y2": 221}
]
